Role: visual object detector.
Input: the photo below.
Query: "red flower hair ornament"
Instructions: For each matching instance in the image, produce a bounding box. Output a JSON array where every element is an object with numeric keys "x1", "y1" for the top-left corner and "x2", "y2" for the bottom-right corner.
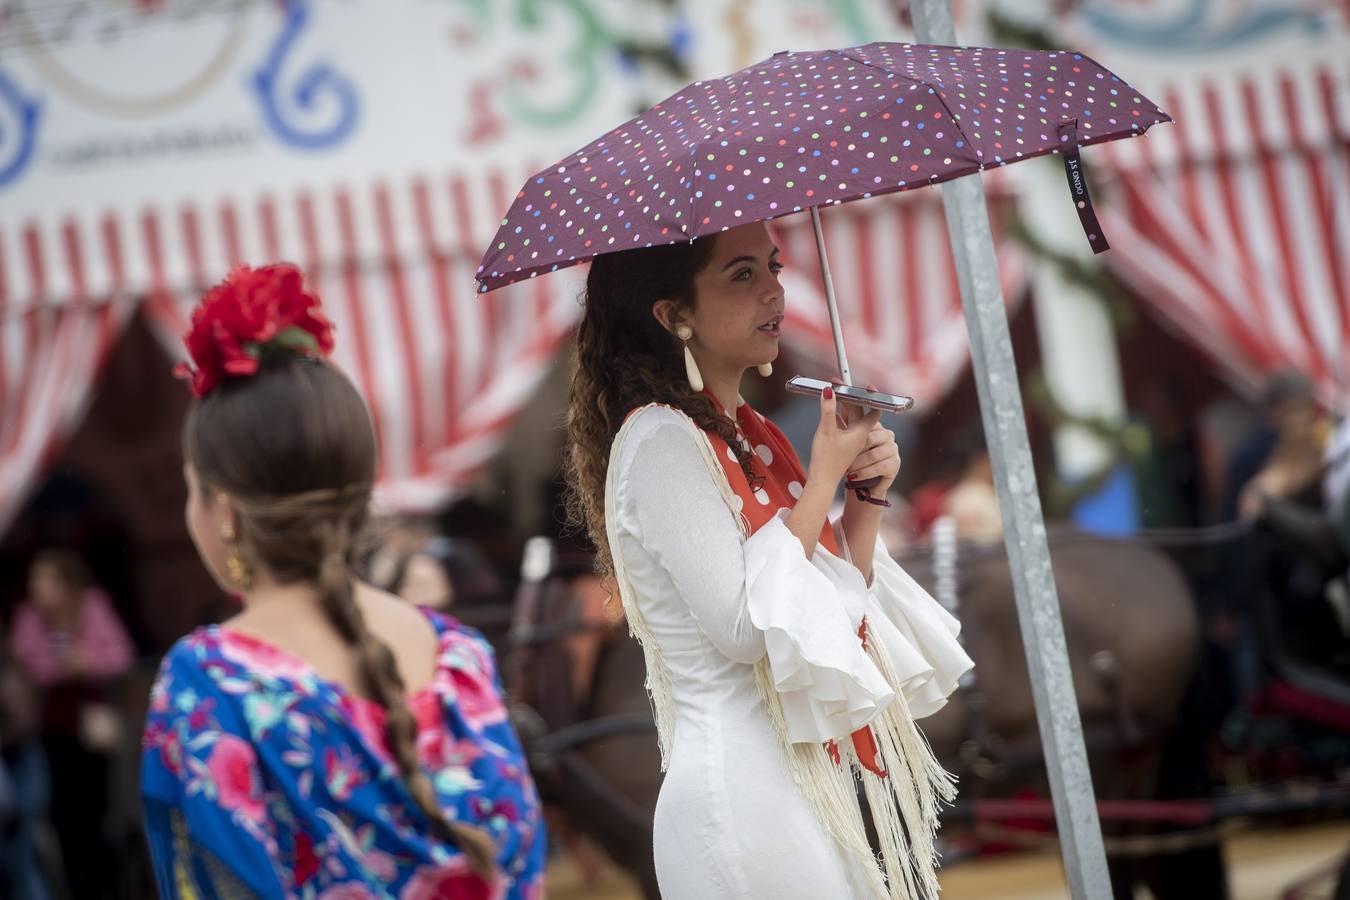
[{"x1": 175, "y1": 263, "x2": 335, "y2": 398}]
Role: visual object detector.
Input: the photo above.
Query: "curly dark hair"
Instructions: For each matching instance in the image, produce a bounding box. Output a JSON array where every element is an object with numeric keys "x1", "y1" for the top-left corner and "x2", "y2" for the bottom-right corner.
[{"x1": 563, "y1": 237, "x2": 762, "y2": 582}]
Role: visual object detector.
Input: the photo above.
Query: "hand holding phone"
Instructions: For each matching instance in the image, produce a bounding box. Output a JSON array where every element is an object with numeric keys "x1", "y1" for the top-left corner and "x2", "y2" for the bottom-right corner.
[{"x1": 789, "y1": 375, "x2": 908, "y2": 504}]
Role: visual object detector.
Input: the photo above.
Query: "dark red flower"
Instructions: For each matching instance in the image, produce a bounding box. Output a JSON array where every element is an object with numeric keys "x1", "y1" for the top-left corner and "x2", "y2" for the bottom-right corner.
[
  {"x1": 293, "y1": 832, "x2": 320, "y2": 885},
  {"x1": 175, "y1": 263, "x2": 335, "y2": 397}
]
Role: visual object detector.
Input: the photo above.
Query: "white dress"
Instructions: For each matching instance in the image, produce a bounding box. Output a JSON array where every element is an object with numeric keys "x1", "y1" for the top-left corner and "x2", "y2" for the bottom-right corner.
[{"x1": 606, "y1": 406, "x2": 973, "y2": 899}]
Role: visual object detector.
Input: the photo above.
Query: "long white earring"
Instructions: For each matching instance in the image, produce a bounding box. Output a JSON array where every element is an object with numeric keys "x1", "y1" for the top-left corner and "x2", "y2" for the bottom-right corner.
[
  {"x1": 675, "y1": 325, "x2": 704, "y2": 392},
  {"x1": 758, "y1": 362, "x2": 773, "y2": 377}
]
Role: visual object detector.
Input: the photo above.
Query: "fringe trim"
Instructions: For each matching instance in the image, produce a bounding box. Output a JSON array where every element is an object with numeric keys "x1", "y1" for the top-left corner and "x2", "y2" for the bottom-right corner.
[
  {"x1": 606, "y1": 405, "x2": 957, "y2": 898},
  {"x1": 861, "y1": 634, "x2": 960, "y2": 899},
  {"x1": 754, "y1": 659, "x2": 891, "y2": 899},
  {"x1": 605, "y1": 405, "x2": 750, "y2": 771}
]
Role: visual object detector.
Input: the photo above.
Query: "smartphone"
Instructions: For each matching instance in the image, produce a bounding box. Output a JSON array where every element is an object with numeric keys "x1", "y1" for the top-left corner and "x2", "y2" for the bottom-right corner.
[{"x1": 785, "y1": 376, "x2": 915, "y2": 414}]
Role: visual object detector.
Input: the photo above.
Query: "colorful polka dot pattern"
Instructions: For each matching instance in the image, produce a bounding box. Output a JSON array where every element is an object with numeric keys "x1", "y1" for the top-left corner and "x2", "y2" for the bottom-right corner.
[{"x1": 476, "y1": 42, "x2": 1169, "y2": 293}]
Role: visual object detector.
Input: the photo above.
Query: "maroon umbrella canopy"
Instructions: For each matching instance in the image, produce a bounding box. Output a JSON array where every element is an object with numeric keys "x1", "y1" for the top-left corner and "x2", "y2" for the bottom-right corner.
[{"x1": 476, "y1": 42, "x2": 1169, "y2": 293}]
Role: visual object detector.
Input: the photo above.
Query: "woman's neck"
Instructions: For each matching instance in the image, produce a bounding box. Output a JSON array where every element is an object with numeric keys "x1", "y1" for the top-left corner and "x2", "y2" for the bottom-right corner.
[
  {"x1": 238, "y1": 578, "x2": 321, "y2": 613},
  {"x1": 699, "y1": 359, "x2": 745, "y2": 420}
]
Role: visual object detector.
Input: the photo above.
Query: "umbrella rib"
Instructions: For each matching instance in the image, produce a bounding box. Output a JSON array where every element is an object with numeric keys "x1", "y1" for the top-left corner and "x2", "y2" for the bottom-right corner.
[
  {"x1": 687, "y1": 72, "x2": 749, "y2": 240},
  {"x1": 835, "y1": 46, "x2": 984, "y2": 173}
]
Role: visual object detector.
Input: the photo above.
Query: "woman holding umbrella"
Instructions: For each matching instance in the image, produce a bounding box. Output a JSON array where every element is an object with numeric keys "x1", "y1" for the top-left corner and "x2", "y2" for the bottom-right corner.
[
  {"x1": 563, "y1": 221, "x2": 973, "y2": 899},
  {"x1": 481, "y1": 41, "x2": 1168, "y2": 897}
]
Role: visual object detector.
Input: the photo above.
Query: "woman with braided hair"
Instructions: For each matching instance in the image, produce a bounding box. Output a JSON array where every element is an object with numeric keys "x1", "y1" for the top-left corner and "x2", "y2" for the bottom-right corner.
[
  {"x1": 140, "y1": 265, "x2": 545, "y2": 899},
  {"x1": 565, "y1": 222, "x2": 973, "y2": 899}
]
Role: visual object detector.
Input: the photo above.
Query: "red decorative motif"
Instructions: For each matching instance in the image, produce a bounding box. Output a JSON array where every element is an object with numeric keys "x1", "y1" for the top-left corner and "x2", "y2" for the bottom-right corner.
[
  {"x1": 175, "y1": 263, "x2": 335, "y2": 398},
  {"x1": 400, "y1": 857, "x2": 505, "y2": 900}
]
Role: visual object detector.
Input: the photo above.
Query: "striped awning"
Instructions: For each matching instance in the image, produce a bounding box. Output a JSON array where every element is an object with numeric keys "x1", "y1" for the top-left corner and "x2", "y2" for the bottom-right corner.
[
  {"x1": 1098, "y1": 60, "x2": 1349, "y2": 404},
  {"x1": 20, "y1": 58, "x2": 1343, "y2": 534},
  {"x1": 0, "y1": 164, "x2": 583, "y2": 532}
]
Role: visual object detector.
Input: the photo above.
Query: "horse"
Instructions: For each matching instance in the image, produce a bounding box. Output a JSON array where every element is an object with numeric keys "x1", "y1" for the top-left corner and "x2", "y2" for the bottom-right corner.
[
  {"x1": 897, "y1": 526, "x2": 1217, "y2": 899},
  {"x1": 506, "y1": 529, "x2": 1208, "y2": 899}
]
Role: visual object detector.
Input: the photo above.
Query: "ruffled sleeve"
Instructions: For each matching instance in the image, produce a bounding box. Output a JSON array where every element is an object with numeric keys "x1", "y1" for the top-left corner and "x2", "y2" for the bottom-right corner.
[
  {"x1": 742, "y1": 512, "x2": 896, "y2": 743},
  {"x1": 862, "y1": 539, "x2": 974, "y2": 720}
]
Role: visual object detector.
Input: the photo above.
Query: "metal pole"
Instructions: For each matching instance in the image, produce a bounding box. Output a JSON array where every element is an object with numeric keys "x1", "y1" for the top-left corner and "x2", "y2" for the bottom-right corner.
[
  {"x1": 809, "y1": 206, "x2": 854, "y2": 385},
  {"x1": 907, "y1": 2, "x2": 1113, "y2": 897}
]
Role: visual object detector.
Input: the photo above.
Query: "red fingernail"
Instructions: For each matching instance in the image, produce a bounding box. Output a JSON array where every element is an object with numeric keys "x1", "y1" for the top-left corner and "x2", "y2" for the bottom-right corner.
[{"x1": 823, "y1": 386, "x2": 833, "y2": 399}]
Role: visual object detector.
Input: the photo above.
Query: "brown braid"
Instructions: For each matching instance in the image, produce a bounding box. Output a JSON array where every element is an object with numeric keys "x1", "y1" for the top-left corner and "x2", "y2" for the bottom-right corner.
[
  {"x1": 185, "y1": 355, "x2": 497, "y2": 879},
  {"x1": 312, "y1": 520, "x2": 497, "y2": 878},
  {"x1": 563, "y1": 236, "x2": 762, "y2": 584}
]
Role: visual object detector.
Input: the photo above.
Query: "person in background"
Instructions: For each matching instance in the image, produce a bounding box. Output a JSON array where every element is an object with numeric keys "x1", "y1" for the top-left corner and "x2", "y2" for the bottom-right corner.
[
  {"x1": 1223, "y1": 372, "x2": 1320, "y2": 521},
  {"x1": 904, "y1": 425, "x2": 1000, "y2": 544},
  {"x1": 941, "y1": 446, "x2": 1002, "y2": 544},
  {"x1": 385, "y1": 536, "x2": 506, "y2": 614},
  {"x1": 0, "y1": 623, "x2": 64, "y2": 900},
  {"x1": 9, "y1": 549, "x2": 132, "y2": 900},
  {"x1": 140, "y1": 264, "x2": 545, "y2": 898}
]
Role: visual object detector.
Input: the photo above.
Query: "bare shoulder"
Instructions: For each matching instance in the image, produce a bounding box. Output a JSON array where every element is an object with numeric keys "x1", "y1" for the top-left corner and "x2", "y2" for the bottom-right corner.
[
  {"x1": 355, "y1": 582, "x2": 438, "y2": 642},
  {"x1": 354, "y1": 583, "x2": 441, "y2": 683}
]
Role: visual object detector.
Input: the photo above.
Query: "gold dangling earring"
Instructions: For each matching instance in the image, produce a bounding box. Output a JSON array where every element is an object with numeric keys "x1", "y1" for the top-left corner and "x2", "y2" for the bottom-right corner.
[
  {"x1": 758, "y1": 362, "x2": 773, "y2": 377},
  {"x1": 220, "y1": 520, "x2": 253, "y2": 591},
  {"x1": 676, "y1": 325, "x2": 704, "y2": 392}
]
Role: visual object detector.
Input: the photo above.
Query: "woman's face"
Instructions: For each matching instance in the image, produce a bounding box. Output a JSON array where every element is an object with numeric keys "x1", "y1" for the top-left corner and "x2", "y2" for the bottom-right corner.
[
  {"x1": 677, "y1": 222, "x2": 785, "y2": 377},
  {"x1": 28, "y1": 563, "x2": 73, "y2": 619},
  {"x1": 183, "y1": 463, "x2": 236, "y2": 594},
  {"x1": 399, "y1": 552, "x2": 454, "y2": 610}
]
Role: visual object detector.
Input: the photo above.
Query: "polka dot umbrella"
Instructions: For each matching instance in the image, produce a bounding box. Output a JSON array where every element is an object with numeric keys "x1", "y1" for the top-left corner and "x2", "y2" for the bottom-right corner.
[{"x1": 476, "y1": 42, "x2": 1169, "y2": 395}]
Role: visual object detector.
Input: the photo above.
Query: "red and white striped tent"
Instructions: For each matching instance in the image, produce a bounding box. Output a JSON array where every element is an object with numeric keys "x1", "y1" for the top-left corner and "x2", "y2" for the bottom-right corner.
[
  {"x1": 1100, "y1": 57, "x2": 1350, "y2": 407},
  {"x1": 0, "y1": 160, "x2": 1025, "y2": 533},
  {"x1": 4, "y1": 55, "x2": 1344, "y2": 535},
  {"x1": 0, "y1": 163, "x2": 583, "y2": 532}
]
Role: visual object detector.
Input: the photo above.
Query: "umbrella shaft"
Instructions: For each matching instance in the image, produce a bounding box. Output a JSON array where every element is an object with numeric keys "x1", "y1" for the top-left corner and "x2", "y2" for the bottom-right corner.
[{"x1": 810, "y1": 207, "x2": 853, "y2": 385}]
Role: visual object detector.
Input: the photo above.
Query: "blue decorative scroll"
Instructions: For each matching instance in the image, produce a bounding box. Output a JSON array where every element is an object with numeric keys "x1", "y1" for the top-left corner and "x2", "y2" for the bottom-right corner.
[
  {"x1": 251, "y1": 0, "x2": 359, "y2": 151},
  {"x1": 1081, "y1": 0, "x2": 1326, "y2": 52},
  {"x1": 0, "y1": 68, "x2": 41, "y2": 190}
]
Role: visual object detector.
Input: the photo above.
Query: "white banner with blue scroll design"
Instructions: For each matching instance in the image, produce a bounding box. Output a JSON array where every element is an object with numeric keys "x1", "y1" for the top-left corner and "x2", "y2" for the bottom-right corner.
[{"x1": 0, "y1": 0, "x2": 1015, "y2": 304}]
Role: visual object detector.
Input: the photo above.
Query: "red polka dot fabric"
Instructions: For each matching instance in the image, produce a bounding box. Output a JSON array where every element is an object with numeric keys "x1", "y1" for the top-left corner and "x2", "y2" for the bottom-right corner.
[{"x1": 476, "y1": 42, "x2": 1169, "y2": 293}]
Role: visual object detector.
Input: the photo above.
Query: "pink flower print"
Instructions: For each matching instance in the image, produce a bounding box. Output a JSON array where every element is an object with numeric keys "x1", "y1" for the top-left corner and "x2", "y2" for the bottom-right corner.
[
  {"x1": 416, "y1": 727, "x2": 447, "y2": 769},
  {"x1": 447, "y1": 666, "x2": 508, "y2": 730},
  {"x1": 423, "y1": 734, "x2": 484, "y2": 772},
  {"x1": 347, "y1": 699, "x2": 391, "y2": 762},
  {"x1": 399, "y1": 856, "x2": 505, "y2": 900},
  {"x1": 160, "y1": 736, "x2": 184, "y2": 779},
  {"x1": 144, "y1": 723, "x2": 184, "y2": 778},
  {"x1": 218, "y1": 630, "x2": 314, "y2": 682},
  {"x1": 315, "y1": 883, "x2": 375, "y2": 900},
  {"x1": 206, "y1": 734, "x2": 265, "y2": 823},
  {"x1": 243, "y1": 693, "x2": 286, "y2": 741},
  {"x1": 324, "y1": 746, "x2": 366, "y2": 801},
  {"x1": 472, "y1": 796, "x2": 520, "y2": 825},
  {"x1": 187, "y1": 699, "x2": 215, "y2": 731},
  {"x1": 363, "y1": 849, "x2": 397, "y2": 882}
]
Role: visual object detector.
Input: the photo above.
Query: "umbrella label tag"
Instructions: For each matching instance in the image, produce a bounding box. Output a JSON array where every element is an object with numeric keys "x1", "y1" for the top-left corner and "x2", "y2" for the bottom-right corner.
[{"x1": 1058, "y1": 119, "x2": 1110, "y2": 255}]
